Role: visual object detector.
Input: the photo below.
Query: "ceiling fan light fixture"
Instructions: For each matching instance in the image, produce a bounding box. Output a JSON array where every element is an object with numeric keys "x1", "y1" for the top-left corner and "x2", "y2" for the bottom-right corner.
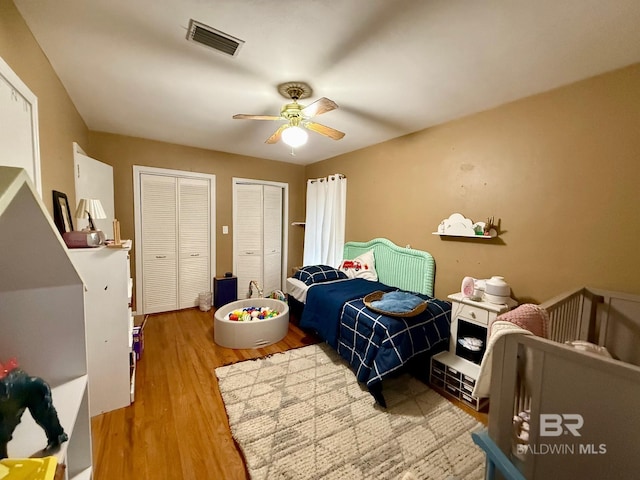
[{"x1": 281, "y1": 126, "x2": 308, "y2": 148}]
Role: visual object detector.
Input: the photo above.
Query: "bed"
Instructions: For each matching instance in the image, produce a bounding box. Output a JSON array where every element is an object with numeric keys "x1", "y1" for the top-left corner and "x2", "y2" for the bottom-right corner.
[
  {"x1": 287, "y1": 238, "x2": 451, "y2": 406},
  {"x1": 473, "y1": 287, "x2": 640, "y2": 479}
]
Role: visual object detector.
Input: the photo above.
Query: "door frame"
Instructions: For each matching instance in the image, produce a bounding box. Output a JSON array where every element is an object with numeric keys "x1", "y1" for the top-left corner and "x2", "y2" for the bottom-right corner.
[
  {"x1": 232, "y1": 177, "x2": 289, "y2": 292},
  {"x1": 133, "y1": 165, "x2": 216, "y2": 315}
]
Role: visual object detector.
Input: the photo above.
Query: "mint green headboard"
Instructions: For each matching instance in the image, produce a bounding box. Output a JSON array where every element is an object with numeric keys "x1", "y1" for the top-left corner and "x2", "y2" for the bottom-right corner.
[{"x1": 342, "y1": 238, "x2": 435, "y2": 296}]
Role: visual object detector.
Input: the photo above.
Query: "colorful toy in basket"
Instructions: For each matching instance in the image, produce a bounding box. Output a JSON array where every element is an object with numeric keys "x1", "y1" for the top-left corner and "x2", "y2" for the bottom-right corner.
[{"x1": 227, "y1": 306, "x2": 280, "y2": 322}]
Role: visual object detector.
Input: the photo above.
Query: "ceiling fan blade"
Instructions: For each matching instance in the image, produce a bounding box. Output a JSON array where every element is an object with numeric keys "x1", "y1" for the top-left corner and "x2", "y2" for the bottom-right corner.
[
  {"x1": 305, "y1": 122, "x2": 345, "y2": 140},
  {"x1": 301, "y1": 97, "x2": 338, "y2": 118},
  {"x1": 233, "y1": 114, "x2": 283, "y2": 120},
  {"x1": 265, "y1": 124, "x2": 288, "y2": 144}
]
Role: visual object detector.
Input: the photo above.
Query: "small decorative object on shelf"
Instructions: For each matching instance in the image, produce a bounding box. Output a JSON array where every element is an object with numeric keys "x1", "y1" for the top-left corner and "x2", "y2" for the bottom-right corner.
[
  {"x1": 434, "y1": 213, "x2": 498, "y2": 238},
  {"x1": 483, "y1": 216, "x2": 496, "y2": 236},
  {"x1": 106, "y1": 238, "x2": 132, "y2": 249},
  {"x1": 0, "y1": 359, "x2": 68, "y2": 459},
  {"x1": 112, "y1": 219, "x2": 122, "y2": 245}
]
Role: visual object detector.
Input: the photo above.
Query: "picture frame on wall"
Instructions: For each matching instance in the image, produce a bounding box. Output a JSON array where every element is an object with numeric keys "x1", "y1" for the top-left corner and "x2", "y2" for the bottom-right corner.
[{"x1": 52, "y1": 190, "x2": 74, "y2": 235}]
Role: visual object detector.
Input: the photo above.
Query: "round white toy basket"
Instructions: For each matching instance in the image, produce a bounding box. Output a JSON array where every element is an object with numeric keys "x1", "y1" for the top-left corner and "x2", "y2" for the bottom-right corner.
[{"x1": 214, "y1": 298, "x2": 289, "y2": 349}]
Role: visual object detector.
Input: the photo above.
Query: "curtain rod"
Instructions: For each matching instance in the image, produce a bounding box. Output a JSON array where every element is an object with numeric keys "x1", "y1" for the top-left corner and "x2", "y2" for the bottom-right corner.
[{"x1": 308, "y1": 173, "x2": 346, "y2": 184}]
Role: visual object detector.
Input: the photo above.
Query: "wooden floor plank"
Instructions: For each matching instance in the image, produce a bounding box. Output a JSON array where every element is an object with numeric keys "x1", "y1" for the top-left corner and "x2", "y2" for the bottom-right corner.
[
  {"x1": 91, "y1": 308, "x2": 317, "y2": 480},
  {"x1": 91, "y1": 307, "x2": 487, "y2": 479}
]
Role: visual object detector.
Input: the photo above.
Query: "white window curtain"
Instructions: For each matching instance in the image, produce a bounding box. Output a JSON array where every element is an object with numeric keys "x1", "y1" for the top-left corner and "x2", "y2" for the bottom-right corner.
[{"x1": 303, "y1": 174, "x2": 347, "y2": 267}]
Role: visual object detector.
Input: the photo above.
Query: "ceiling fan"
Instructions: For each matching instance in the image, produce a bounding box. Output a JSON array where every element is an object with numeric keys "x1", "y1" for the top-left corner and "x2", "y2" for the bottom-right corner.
[{"x1": 233, "y1": 82, "x2": 345, "y2": 147}]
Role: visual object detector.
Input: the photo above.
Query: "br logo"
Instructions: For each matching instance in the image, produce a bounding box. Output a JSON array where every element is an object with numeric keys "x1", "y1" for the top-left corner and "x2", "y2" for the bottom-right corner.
[{"x1": 540, "y1": 414, "x2": 584, "y2": 437}]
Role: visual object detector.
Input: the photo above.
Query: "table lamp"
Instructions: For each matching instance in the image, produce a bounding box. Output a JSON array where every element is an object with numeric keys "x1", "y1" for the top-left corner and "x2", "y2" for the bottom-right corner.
[{"x1": 75, "y1": 198, "x2": 107, "y2": 244}]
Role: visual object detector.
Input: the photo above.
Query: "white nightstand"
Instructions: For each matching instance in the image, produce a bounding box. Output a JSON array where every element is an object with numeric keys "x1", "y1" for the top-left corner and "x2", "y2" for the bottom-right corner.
[{"x1": 430, "y1": 292, "x2": 517, "y2": 410}]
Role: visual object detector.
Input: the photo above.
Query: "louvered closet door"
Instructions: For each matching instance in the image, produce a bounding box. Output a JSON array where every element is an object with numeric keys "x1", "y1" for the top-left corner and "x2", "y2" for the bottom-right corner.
[
  {"x1": 235, "y1": 184, "x2": 263, "y2": 298},
  {"x1": 141, "y1": 174, "x2": 178, "y2": 313},
  {"x1": 178, "y1": 177, "x2": 210, "y2": 308},
  {"x1": 263, "y1": 185, "x2": 282, "y2": 295}
]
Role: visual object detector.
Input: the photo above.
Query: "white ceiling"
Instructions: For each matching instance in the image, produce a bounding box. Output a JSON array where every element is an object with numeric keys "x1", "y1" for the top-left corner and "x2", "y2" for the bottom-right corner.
[{"x1": 14, "y1": 0, "x2": 640, "y2": 166}]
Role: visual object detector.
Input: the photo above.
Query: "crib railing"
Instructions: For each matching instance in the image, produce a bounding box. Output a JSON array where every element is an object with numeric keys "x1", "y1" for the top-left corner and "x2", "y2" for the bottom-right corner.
[
  {"x1": 491, "y1": 287, "x2": 640, "y2": 479},
  {"x1": 538, "y1": 286, "x2": 608, "y2": 343},
  {"x1": 540, "y1": 286, "x2": 640, "y2": 365},
  {"x1": 512, "y1": 287, "x2": 600, "y2": 418}
]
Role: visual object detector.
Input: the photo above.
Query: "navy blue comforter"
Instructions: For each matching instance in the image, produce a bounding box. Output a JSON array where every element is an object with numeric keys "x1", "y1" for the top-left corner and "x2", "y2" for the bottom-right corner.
[
  {"x1": 299, "y1": 278, "x2": 393, "y2": 349},
  {"x1": 337, "y1": 295, "x2": 451, "y2": 387},
  {"x1": 299, "y1": 279, "x2": 451, "y2": 390}
]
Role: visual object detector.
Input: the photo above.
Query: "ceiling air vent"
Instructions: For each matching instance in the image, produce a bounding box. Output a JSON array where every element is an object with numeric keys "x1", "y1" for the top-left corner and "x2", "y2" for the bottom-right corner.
[{"x1": 186, "y1": 19, "x2": 244, "y2": 57}]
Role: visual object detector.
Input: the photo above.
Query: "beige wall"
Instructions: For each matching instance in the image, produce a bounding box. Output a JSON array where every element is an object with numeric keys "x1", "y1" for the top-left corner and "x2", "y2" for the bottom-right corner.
[
  {"x1": 307, "y1": 64, "x2": 640, "y2": 302},
  {"x1": 0, "y1": 0, "x2": 88, "y2": 214},
  {"x1": 4, "y1": 0, "x2": 639, "y2": 304},
  {"x1": 87, "y1": 132, "x2": 306, "y2": 282},
  {"x1": 1, "y1": 0, "x2": 306, "y2": 295}
]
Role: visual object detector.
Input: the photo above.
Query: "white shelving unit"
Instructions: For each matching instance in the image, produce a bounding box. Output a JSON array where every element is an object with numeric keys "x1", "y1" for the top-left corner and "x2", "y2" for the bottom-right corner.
[
  {"x1": 69, "y1": 245, "x2": 134, "y2": 416},
  {"x1": 0, "y1": 167, "x2": 92, "y2": 478}
]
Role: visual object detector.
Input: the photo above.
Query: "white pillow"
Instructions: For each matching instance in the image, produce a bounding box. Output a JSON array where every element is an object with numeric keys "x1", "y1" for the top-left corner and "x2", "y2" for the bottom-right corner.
[{"x1": 339, "y1": 250, "x2": 378, "y2": 281}]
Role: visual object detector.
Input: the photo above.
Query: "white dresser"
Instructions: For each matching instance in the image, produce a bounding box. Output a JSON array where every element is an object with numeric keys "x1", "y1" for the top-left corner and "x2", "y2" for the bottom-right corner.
[
  {"x1": 69, "y1": 246, "x2": 134, "y2": 416},
  {"x1": 430, "y1": 292, "x2": 517, "y2": 410}
]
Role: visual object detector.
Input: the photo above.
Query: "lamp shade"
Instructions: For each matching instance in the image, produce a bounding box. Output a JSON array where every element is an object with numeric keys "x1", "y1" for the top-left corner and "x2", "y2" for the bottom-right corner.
[
  {"x1": 281, "y1": 126, "x2": 308, "y2": 148},
  {"x1": 75, "y1": 198, "x2": 106, "y2": 221}
]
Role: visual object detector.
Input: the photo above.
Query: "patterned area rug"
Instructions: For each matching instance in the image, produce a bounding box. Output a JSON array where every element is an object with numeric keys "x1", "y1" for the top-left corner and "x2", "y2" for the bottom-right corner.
[{"x1": 216, "y1": 344, "x2": 485, "y2": 480}]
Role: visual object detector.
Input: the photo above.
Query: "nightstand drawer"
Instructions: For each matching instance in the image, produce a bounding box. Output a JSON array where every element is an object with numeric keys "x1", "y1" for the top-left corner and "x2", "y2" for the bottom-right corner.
[
  {"x1": 431, "y1": 376, "x2": 445, "y2": 390},
  {"x1": 460, "y1": 392, "x2": 477, "y2": 407},
  {"x1": 457, "y1": 303, "x2": 489, "y2": 325},
  {"x1": 446, "y1": 372, "x2": 461, "y2": 387},
  {"x1": 431, "y1": 364, "x2": 445, "y2": 381},
  {"x1": 461, "y1": 382, "x2": 474, "y2": 395},
  {"x1": 432, "y1": 359, "x2": 445, "y2": 371},
  {"x1": 445, "y1": 365, "x2": 462, "y2": 380},
  {"x1": 445, "y1": 383, "x2": 460, "y2": 398},
  {"x1": 462, "y1": 374, "x2": 476, "y2": 387}
]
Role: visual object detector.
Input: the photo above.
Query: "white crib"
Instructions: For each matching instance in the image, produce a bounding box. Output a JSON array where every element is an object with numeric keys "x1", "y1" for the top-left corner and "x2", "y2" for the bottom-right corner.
[{"x1": 478, "y1": 287, "x2": 640, "y2": 479}]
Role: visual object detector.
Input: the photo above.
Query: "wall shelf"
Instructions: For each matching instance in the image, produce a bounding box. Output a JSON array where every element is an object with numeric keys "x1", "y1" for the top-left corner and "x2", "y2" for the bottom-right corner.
[
  {"x1": 434, "y1": 213, "x2": 498, "y2": 238},
  {"x1": 432, "y1": 232, "x2": 496, "y2": 239}
]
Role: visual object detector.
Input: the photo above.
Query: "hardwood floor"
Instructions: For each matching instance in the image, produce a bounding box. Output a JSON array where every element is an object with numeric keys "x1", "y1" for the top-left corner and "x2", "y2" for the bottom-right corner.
[
  {"x1": 91, "y1": 307, "x2": 487, "y2": 479},
  {"x1": 91, "y1": 307, "x2": 318, "y2": 480}
]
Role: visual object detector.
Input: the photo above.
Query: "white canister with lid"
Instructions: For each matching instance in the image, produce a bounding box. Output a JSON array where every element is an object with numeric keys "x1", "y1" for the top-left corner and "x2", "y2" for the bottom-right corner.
[{"x1": 484, "y1": 276, "x2": 511, "y2": 304}]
